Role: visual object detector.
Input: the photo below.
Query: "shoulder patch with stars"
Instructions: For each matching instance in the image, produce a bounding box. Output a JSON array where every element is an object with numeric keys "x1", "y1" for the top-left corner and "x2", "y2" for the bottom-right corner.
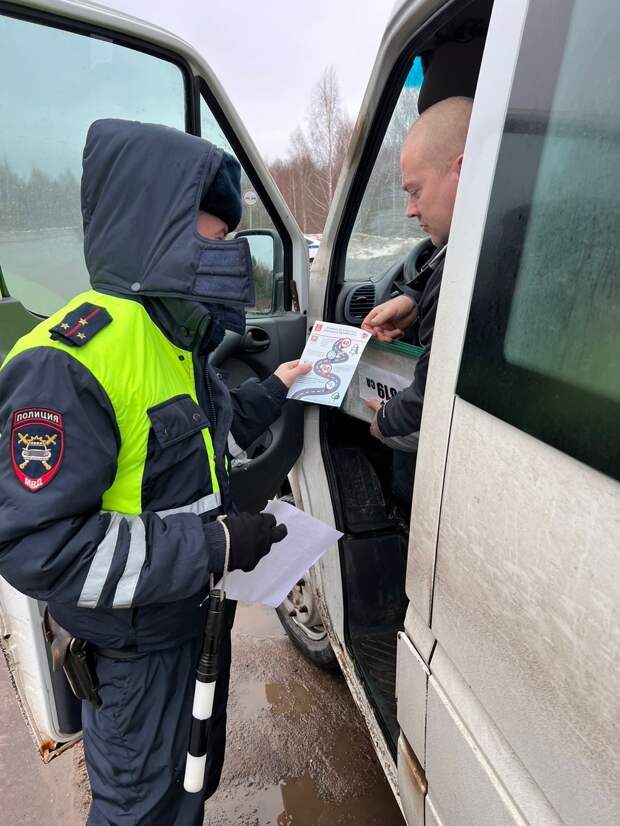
[
  {"x1": 49, "y1": 302, "x2": 112, "y2": 347},
  {"x1": 11, "y1": 408, "x2": 64, "y2": 492}
]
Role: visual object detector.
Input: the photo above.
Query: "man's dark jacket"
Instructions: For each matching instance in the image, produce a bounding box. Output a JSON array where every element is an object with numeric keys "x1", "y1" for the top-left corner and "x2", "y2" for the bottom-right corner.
[{"x1": 377, "y1": 247, "x2": 445, "y2": 439}]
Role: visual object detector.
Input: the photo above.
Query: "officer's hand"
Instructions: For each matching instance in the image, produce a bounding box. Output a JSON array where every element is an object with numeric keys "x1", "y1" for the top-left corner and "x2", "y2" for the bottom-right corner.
[
  {"x1": 274, "y1": 359, "x2": 313, "y2": 388},
  {"x1": 223, "y1": 513, "x2": 287, "y2": 572},
  {"x1": 361, "y1": 295, "x2": 417, "y2": 342}
]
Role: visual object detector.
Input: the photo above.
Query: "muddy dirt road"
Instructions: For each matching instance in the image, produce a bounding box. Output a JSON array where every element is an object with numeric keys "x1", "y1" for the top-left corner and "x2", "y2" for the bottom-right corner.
[
  {"x1": 1, "y1": 604, "x2": 405, "y2": 825},
  {"x1": 207, "y1": 605, "x2": 404, "y2": 825}
]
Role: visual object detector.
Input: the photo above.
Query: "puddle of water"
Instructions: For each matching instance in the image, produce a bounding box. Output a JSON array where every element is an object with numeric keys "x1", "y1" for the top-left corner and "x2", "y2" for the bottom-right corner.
[
  {"x1": 280, "y1": 772, "x2": 404, "y2": 825},
  {"x1": 209, "y1": 604, "x2": 406, "y2": 825},
  {"x1": 210, "y1": 772, "x2": 404, "y2": 826},
  {"x1": 265, "y1": 682, "x2": 314, "y2": 716},
  {"x1": 235, "y1": 679, "x2": 315, "y2": 721},
  {"x1": 208, "y1": 782, "x2": 282, "y2": 826}
]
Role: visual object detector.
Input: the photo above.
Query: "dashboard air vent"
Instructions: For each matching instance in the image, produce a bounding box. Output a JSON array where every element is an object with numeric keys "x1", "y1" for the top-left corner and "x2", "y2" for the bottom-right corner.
[{"x1": 345, "y1": 283, "x2": 375, "y2": 323}]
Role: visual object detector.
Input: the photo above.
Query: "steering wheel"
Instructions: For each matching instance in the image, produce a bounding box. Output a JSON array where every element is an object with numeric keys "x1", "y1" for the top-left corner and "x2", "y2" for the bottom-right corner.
[
  {"x1": 373, "y1": 236, "x2": 436, "y2": 305},
  {"x1": 335, "y1": 237, "x2": 435, "y2": 326}
]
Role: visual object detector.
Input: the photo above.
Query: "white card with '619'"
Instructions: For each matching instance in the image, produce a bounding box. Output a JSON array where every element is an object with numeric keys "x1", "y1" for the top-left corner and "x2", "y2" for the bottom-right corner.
[{"x1": 358, "y1": 364, "x2": 412, "y2": 403}]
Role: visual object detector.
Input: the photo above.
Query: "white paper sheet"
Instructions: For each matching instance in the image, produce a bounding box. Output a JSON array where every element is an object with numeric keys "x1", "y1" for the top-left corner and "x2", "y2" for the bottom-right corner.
[
  {"x1": 286, "y1": 321, "x2": 371, "y2": 407},
  {"x1": 216, "y1": 500, "x2": 342, "y2": 607}
]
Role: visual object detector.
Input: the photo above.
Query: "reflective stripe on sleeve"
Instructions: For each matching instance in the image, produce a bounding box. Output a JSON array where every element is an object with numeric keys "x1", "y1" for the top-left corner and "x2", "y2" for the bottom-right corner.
[
  {"x1": 156, "y1": 491, "x2": 221, "y2": 518},
  {"x1": 226, "y1": 432, "x2": 245, "y2": 459},
  {"x1": 78, "y1": 493, "x2": 221, "y2": 610},
  {"x1": 77, "y1": 513, "x2": 123, "y2": 608},
  {"x1": 112, "y1": 516, "x2": 147, "y2": 608}
]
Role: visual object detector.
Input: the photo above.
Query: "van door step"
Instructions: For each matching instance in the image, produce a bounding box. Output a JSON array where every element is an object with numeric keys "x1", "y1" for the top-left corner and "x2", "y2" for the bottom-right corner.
[
  {"x1": 350, "y1": 628, "x2": 400, "y2": 757},
  {"x1": 332, "y1": 447, "x2": 393, "y2": 532}
]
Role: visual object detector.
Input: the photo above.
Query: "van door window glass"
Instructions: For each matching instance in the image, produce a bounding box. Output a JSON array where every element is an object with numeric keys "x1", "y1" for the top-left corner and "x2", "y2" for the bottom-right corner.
[
  {"x1": 343, "y1": 59, "x2": 425, "y2": 282},
  {"x1": 457, "y1": 0, "x2": 620, "y2": 479},
  {"x1": 0, "y1": 14, "x2": 187, "y2": 317},
  {"x1": 200, "y1": 96, "x2": 282, "y2": 314}
]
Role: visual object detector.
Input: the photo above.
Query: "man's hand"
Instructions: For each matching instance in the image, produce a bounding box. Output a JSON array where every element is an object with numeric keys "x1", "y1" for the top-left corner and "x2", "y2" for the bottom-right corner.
[
  {"x1": 274, "y1": 359, "x2": 312, "y2": 388},
  {"x1": 366, "y1": 399, "x2": 383, "y2": 440},
  {"x1": 361, "y1": 295, "x2": 417, "y2": 343},
  {"x1": 223, "y1": 513, "x2": 287, "y2": 572}
]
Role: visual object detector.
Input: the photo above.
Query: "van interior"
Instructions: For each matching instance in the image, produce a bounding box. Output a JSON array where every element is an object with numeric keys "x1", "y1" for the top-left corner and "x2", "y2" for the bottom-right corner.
[{"x1": 324, "y1": 0, "x2": 494, "y2": 757}]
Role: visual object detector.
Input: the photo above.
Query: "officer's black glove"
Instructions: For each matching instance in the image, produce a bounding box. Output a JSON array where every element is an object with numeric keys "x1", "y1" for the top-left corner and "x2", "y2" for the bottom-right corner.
[{"x1": 223, "y1": 513, "x2": 287, "y2": 572}]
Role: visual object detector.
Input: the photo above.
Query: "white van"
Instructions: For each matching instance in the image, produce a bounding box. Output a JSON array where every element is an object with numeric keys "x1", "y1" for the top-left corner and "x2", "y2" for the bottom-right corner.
[{"x1": 1, "y1": 1, "x2": 618, "y2": 824}]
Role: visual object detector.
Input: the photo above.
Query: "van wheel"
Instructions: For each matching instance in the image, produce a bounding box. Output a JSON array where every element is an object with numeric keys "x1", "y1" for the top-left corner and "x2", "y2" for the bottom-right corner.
[{"x1": 276, "y1": 577, "x2": 339, "y2": 671}]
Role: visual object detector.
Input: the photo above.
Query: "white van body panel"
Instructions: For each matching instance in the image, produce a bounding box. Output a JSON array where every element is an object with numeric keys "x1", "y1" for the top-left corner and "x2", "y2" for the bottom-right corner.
[
  {"x1": 433, "y1": 400, "x2": 620, "y2": 826},
  {"x1": 425, "y1": 796, "x2": 445, "y2": 826},
  {"x1": 395, "y1": 631, "x2": 428, "y2": 763},
  {"x1": 426, "y1": 678, "x2": 525, "y2": 826},
  {"x1": 397, "y1": 735, "x2": 426, "y2": 825},
  {"x1": 429, "y1": 643, "x2": 565, "y2": 826},
  {"x1": 0, "y1": 580, "x2": 70, "y2": 751},
  {"x1": 291, "y1": 407, "x2": 345, "y2": 643}
]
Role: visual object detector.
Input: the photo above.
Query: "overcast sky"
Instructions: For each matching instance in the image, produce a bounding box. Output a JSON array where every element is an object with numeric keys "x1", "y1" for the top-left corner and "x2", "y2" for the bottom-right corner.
[{"x1": 102, "y1": 0, "x2": 395, "y2": 161}]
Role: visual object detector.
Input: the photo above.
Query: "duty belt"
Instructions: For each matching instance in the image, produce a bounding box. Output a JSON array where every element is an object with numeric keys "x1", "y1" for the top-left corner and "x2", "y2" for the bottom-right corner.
[{"x1": 92, "y1": 645, "x2": 141, "y2": 660}]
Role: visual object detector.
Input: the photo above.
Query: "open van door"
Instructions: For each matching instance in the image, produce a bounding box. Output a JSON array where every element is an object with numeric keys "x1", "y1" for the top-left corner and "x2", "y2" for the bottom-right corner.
[{"x1": 0, "y1": 0, "x2": 309, "y2": 757}]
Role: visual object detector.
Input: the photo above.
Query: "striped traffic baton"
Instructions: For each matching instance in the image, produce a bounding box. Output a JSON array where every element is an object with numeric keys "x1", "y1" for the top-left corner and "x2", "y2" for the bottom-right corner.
[{"x1": 183, "y1": 517, "x2": 231, "y2": 793}]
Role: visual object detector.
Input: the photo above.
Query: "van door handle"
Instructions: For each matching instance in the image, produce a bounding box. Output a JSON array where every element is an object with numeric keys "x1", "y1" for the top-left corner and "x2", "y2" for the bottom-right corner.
[{"x1": 241, "y1": 327, "x2": 270, "y2": 353}]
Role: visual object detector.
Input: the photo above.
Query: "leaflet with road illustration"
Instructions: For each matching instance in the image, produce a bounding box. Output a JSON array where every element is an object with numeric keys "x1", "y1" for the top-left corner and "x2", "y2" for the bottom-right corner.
[{"x1": 286, "y1": 321, "x2": 371, "y2": 407}]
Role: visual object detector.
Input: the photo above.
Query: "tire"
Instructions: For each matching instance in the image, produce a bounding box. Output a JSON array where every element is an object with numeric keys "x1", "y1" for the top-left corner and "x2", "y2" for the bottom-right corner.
[
  {"x1": 276, "y1": 590, "x2": 339, "y2": 672},
  {"x1": 274, "y1": 495, "x2": 339, "y2": 672}
]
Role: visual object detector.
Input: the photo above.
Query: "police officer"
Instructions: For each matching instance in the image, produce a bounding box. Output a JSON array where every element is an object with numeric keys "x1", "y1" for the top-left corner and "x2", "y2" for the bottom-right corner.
[{"x1": 0, "y1": 119, "x2": 311, "y2": 825}]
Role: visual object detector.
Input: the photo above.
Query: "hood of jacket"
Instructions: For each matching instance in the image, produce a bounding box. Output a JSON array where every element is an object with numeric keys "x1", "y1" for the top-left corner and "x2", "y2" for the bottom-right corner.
[{"x1": 81, "y1": 119, "x2": 249, "y2": 304}]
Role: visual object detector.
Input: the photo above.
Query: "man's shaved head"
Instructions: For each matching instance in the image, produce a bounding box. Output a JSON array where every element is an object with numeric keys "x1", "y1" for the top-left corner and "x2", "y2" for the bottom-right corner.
[
  {"x1": 404, "y1": 96, "x2": 473, "y2": 171},
  {"x1": 401, "y1": 96, "x2": 473, "y2": 245}
]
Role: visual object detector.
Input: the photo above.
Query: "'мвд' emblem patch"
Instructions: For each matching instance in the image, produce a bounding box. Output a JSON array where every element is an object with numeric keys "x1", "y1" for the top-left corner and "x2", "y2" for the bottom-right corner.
[{"x1": 11, "y1": 408, "x2": 64, "y2": 492}]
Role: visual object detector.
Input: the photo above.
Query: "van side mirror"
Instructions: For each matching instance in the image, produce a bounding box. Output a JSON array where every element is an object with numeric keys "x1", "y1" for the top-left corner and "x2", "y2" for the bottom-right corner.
[{"x1": 234, "y1": 229, "x2": 284, "y2": 313}]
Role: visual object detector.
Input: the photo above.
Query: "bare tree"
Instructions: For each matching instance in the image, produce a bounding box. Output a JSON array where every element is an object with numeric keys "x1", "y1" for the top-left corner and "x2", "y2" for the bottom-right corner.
[
  {"x1": 309, "y1": 66, "x2": 343, "y2": 204},
  {"x1": 290, "y1": 127, "x2": 313, "y2": 231},
  {"x1": 268, "y1": 66, "x2": 354, "y2": 233}
]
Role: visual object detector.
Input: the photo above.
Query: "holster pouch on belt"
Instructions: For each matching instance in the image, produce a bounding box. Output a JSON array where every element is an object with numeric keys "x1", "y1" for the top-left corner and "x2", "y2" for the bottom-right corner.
[{"x1": 43, "y1": 607, "x2": 101, "y2": 708}]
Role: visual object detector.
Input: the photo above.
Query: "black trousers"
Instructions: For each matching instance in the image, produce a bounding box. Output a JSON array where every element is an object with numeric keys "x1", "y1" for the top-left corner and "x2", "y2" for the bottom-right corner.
[{"x1": 83, "y1": 605, "x2": 234, "y2": 826}]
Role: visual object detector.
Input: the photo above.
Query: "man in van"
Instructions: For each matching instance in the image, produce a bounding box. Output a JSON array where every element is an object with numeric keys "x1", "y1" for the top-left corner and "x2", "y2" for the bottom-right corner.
[
  {"x1": 362, "y1": 96, "x2": 473, "y2": 448},
  {"x1": 0, "y1": 119, "x2": 310, "y2": 826}
]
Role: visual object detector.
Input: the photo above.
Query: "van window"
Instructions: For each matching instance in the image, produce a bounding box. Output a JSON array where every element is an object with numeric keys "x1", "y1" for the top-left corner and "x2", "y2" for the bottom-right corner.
[
  {"x1": 0, "y1": 13, "x2": 188, "y2": 317},
  {"x1": 457, "y1": 0, "x2": 620, "y2": 480},
  {"x1": 343, "y1": 59, "x2": 426, "y2": 282}
]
